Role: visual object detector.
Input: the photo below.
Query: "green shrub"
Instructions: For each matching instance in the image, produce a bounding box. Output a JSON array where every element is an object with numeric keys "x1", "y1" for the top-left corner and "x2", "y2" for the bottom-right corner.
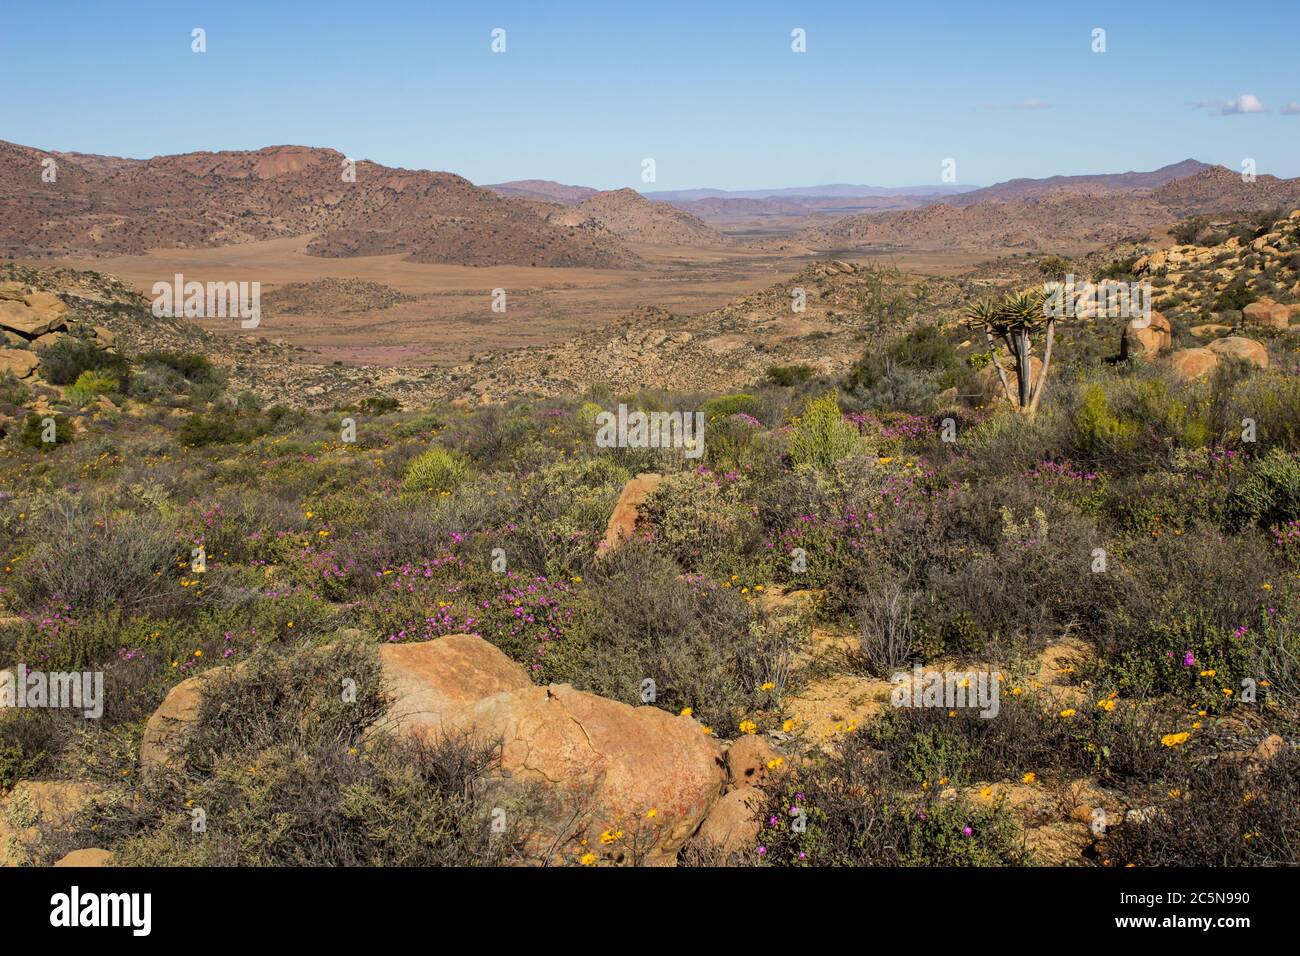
[
  {"x1": 64, "y1": 369, "x2": 119, "y2": 408},
  {"x1": 702, "y1": 393, "x2": 762, "y2": 419},
  {"x1": 844, "y1": 325, "x2": 964, "y2": 412},
  {"x1": 639, "y1": 471, "x2": 757, "y2": 573},
  {"x1": 1228, "y1": 449, "x2": 1300, "y2": 530},
  {"x1": 402, "y1": 445, "x2": 470, "y2": 494},
  {"x1": 360, "y1": 396, "x2": 400, "y2": 414},
  {"x1": 571, "y1": 542, "x2": 800, "y2": 734},
  {"x1": 177, "y1": 410, "x2": 270, "y2": 447},
  {"x1": 1170, "y1": 216, "x2": 1210, "y2": 246},
  {"x1": 0, "y1": 371, "x2": 30, "y2": 407},
  {"x1": 765, "y1": 364, "x2": 815, "y2": 387},
  {"x1": 35, "y1": 338, "x2": 129, "y2": 387},
  {"x1": 18, "y1": 413, "x2": 72, "y2": 450},
  {"x1": 1099, "y1": 609, "x2": 1256, "y2": 712},
  {"x1": 136, "y1": 350, "x2": 220, "y2": 385},
  {"x1": 1107, "y1": 748, "x2": 1300, "y2": 865},
  {"x1": 1212, "y1": 277, "x2": 1257, "y2": 313},
  {"x1": 0, "y1": 710, "x2": 57, "y2": 792},
  {"x1": 1038, "y1": 255, "x2": 1071, "y2": 280},
  {"x1": 12, "y1": 498, "x2": 180, "y2": 615},
  {"x1": 1070, "y1": 383, "x2": 1139, "y2": 462},
  {"x1": 788, "y1": 393, "x2": 864, "y2": 469}
]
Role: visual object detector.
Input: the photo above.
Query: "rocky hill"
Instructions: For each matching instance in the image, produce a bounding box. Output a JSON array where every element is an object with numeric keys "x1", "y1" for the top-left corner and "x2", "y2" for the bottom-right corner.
[
  {"x1": 0, "y1": 140, "x2": 638, "y2": 268},
  {"x1": 780, "y1": 165, "x2": 1300, "y2": 256},
  {"x1": 784, "y1": 193, "x2": 1172, "y2": 253},
  {"x1": 948, "y1": 159, "x2": 1211, "y2": 206},
  {"x1": 549, "y1": 188, "x2": 726, "y2": 247},
  {"x1": 1151, "y1": 165, "x2": 1300, "y2": 217},
  {"x1": 483, "y1": 179, "x2": 600, "y2": 204},
  {"x1": 1134, "y1": 208, "x2": 1300, "y2": 324},
  {"x1": 260, "y1": 278, "x2": 417, "y2": 317}
]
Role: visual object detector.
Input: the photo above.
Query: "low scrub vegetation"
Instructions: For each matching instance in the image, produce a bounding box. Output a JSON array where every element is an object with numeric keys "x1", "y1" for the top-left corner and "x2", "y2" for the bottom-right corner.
[{"x1": 2, "y1": 303, "x2": 1297, "y2": 868}]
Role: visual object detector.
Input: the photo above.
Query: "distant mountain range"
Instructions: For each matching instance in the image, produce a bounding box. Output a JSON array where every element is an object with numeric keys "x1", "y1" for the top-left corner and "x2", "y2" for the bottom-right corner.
[
  {"x1": 645, "y1": 184, "x2": 978, "y2": 201},
  {"x1": 488, "y1": 163, "x2": 1236, "y2": 226},
  {"x1": 484, "y1": 180, "x2": 978, "y2": 205}
]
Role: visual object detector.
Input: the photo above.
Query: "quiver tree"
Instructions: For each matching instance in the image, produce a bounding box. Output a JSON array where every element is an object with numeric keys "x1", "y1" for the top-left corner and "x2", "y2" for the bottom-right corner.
[{"x1": 966, "y1": 288, "x2": 1055, "y2": 416}]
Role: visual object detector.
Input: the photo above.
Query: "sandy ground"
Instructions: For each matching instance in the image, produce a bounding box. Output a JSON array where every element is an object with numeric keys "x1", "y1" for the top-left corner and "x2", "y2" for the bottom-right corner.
[{"x1": 53, "y1": 235, "x2": 1008, "y2": 366}]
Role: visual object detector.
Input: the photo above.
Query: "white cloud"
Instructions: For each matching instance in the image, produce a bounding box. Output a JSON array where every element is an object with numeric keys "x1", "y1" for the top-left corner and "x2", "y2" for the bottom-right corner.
[
  {"x1": 1195, "y1": 93, "x2": 1267, "y2": 115},
  {"x1": 1281, "y1": 102, "x2": 1300, "y2": 115},
  {"x1": 1015, "y1": 98, "x2": 1052, "y2": 110}
]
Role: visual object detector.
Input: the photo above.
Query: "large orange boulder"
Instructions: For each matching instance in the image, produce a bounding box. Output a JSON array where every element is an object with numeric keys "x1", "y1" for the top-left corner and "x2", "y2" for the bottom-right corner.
[
  {"x1": 379, "y1": 632, "x2": 531, "y2": 735},
  {"x1": 381, "y1": 636, "x2": 726, "y2": 864},
  {"x1": 695, "y1": 787, "x2": 763, "y2": 855},
  {"x1": 1207, "y1": 336, "x2": 1269, "y2": 369},
  {"x1": 599, "y1": 473, "x2": 663, "y2": 552},
  {"x1": 1243, "y1": 300, "x2": 1291, "y2": 330},
  {"x1": 459, "y1": 680, "x2": 726, "y2": 864},
  {"x1": 139, "y1": 634, "x2": 728, "y2": 865},
  {"x1": 0, "y1": 348, "x2": 39, "y2": 379},
  {"x1": 1120, "y1": 310, "x2": 1172, "y2": 359},
  {"x1": 1167, "y1": 347, "x2": 1219, "y2": 381},
  {"x1": 139, "y1": 668, "x2": 225, "y2": 771},
  {"x1": 0, "y1": 293, "x2": 68, "y2": 338}
]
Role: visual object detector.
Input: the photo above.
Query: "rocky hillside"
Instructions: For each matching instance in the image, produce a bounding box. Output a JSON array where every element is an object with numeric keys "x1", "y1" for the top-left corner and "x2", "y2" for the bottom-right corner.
[
  {"x1": 553, "y1": 188, "x2": 725, "y2": 246},
  {"x1": 1135, "y1": 209, "x2": 1300, "y2": 323},
  {"x1": 0, "y1": 140, "x2": 638, "y2": 268},
  {"x1": 948, "y1": 159, "x2": 1211, "y2": 206},
  {"x1": 784, "y1": 194, "x2": 1172, "y2": 253},
  {"x1": 445, "y1": 260, "x2": 961, "y2": 401},
  {"x1": 1152, "y1": 166, "x2": 1300, "y2": 218}
]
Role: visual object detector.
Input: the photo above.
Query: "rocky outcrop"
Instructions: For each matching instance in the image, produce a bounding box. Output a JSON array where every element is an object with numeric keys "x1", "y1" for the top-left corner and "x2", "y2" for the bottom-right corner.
[
  {"x1": 725, "y1": 734, "x2": 781, "y2": 789},
  {"x1": 0, "y1": 286, "x2": 69, "y2": 338},
  {"x1": 378, "y1": 632, "x2": 533, "y2": 735},
  {"x1": 459, "y1": 680, "x2": 726, "y2": 864}
]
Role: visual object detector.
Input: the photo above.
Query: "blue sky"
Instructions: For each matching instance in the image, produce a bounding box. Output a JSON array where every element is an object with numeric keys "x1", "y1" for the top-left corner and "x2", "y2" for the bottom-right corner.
[{"x1": 2, "y1": 0, "x2": 1297, "y2": 190}]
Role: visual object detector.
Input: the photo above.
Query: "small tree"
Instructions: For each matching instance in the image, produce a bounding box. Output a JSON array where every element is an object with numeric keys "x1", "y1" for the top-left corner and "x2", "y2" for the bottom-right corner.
[{"x1": 965, "y1": 288, "x2": 1055, "y2": 416}]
